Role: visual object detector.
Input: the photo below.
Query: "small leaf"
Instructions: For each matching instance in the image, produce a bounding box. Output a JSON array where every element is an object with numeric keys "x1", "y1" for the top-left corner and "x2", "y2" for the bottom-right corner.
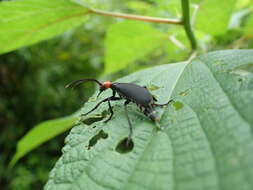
[
  {"x1": 196, "y1": 0, "x2": 237, "y2": 35},
  {"x1": 0, "y1": 0, "x2": 89, "y2": 55},
  {"x1": 10, "y1": 115, "x2": 78, "y2": 167},
  {"x1": 105, "y1": 20, "x2": 166, "y2": 74}
]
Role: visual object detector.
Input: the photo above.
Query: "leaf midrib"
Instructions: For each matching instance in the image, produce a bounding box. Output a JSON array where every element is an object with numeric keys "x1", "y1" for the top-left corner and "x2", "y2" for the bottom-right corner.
[{"x1": 120, "y1": 62, "x2": 188, "y2": 190}]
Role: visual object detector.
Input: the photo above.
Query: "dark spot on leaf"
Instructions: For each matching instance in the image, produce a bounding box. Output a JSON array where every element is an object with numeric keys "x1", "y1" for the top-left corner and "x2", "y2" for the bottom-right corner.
[
  {"x1": 238, "y1": 78, "x2": 243, "y2": 82},
  {"x1": 82, "y1": 117, "x2": 104, "y2": 125},
  {"x1": 231, "y1": 63, "x2": 253, "y2": 76},
  {"x1": 115, "y1": 138, "x2": 134, "y2": 154},
  {"x1": 87, "y1": 130, "x2": 108, "y2": 150},
  {"x1": 147, "y1": 84, "x2": 161, "y2": 91},
  {"x1": 173, "y1": 101, "x2": 184, "y2": 110},
  {"x1": 179, "y1": 88, "x2": 190, "y2": 96},
  {"x1": 81, "y1": 110, "x2": 108, "y2": 125}
]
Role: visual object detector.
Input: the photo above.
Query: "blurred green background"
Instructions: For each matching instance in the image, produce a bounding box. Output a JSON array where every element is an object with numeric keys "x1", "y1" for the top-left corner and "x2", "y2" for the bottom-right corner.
[{"x1": 0, "y1": 0, "x2": 252, "y2": 189}]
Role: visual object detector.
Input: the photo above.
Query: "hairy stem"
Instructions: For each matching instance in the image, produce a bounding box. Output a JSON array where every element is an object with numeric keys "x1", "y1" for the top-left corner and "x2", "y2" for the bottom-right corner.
[{"x1": 181, "y1": 0, "x2": 197, "y2": 50}]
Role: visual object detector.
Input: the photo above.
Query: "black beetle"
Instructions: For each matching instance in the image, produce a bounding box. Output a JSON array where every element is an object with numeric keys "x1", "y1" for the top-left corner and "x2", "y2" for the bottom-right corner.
[{"x1": 66, "y1": 78, "x2": 173, "y2": 145}]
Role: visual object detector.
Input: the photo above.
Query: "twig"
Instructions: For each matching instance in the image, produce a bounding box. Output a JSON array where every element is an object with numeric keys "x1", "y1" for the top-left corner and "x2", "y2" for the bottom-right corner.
[
  {"x1": 89, "y1": 8, "x2": 183, "y2": 25},
  {"x1": 181, "y1": 0, "x2": 197, "y2": 50}
]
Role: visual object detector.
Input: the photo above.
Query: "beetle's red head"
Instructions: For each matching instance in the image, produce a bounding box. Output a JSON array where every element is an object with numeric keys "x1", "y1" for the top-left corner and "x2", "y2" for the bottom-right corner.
[
  {"x1": 101, "y1": 81, "x2": 111, "y2": 89},
  {"x1": 97, "y1": 81, "x2": 111, "y2": 97}
]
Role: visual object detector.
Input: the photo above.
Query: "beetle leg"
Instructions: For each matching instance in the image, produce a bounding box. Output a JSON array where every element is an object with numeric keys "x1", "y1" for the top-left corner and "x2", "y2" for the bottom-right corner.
[
  {"x1": 152, "y1": 95, "x2": 158, "y2": 102},
  {"x1": 104, "y1": 100, "x2": 113, "y2": 123},
  {"x1": 104, "y1": 97, "x2": 121, "y2": 123},
  {"x1": 152, "y1": 99, "x2": 174, "y2": 107},
  {"x1": 123, "y1": 100, "x2": 133, "y2": 146},
  {"x1": 81, "y1": 96, "x2": 120, "y2": 117}
]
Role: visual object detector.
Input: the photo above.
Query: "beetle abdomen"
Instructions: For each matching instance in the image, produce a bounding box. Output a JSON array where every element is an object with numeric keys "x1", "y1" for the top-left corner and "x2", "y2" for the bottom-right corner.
[{"x1": 112, "y1": 83, "x2": 152, "y2": 105}]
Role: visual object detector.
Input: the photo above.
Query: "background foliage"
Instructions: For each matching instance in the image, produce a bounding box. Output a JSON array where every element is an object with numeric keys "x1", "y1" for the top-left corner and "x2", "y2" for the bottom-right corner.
[{"x1": 0, "y1": 0, "x2": 252, "y2": 189}]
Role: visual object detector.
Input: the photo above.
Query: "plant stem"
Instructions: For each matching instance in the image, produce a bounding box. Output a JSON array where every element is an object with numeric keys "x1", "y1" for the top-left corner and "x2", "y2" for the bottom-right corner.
[
  {"x1": 181, "y1": 0, "x2": 197, "y2": 50},
  {"x1": 89, "y1": 8, "x2": 183, "y2": 25}
]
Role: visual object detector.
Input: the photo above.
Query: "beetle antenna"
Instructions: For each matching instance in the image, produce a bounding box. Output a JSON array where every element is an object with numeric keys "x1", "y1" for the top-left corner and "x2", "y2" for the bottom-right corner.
[{"x1": 65, "y1": 78, "x2": 102, "y2": 89}]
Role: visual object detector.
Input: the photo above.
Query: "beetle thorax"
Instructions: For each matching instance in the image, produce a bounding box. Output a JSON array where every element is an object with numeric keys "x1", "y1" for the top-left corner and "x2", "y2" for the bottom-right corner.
[{"x1": 103, "y1": 81, "x2": 111, "y2": 89}]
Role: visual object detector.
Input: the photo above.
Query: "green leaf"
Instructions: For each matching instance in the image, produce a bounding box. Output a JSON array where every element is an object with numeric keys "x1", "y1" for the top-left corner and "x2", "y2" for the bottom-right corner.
[
  {"x1": 45, "y1": 50, "x2": 253, "y2": 190},
  {"x1": 10, "y1": 115, "x2": 78, "y2": 167},
  {"x1": 0, "y1": 0, "x2": 89, "y2": 55},
  {"x1": 196, "y1": 0, "x2": 237, "y2": 35},
  {"x1": 105, "y1": 21, "x2": 166, "y2": 74}
]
